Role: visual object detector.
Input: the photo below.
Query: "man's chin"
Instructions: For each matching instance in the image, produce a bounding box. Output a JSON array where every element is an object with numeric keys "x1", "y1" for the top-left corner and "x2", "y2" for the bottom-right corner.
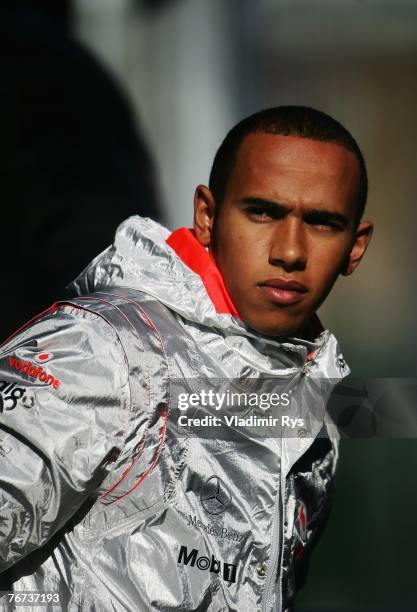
[{"x1": 241, "y1": 308, "x2": 315, "y2": 340}]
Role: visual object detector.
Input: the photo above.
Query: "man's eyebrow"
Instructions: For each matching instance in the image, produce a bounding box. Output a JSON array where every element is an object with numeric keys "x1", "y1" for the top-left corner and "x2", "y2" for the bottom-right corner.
[{"x1": 239, "y1": 197, "x2": 349, "y2": 227}]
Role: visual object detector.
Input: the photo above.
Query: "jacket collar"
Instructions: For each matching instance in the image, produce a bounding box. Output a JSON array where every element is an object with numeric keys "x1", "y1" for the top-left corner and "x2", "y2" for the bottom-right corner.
[{"x1": 166, "y1": 228, "x2": 241, "y2": 318}]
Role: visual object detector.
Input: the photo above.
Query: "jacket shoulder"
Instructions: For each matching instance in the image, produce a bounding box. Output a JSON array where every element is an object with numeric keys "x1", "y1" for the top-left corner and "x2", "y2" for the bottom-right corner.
[
  {"x1": 0, "y1": 301, "x2": 130, "y2": 447},
  {"x1": 65, "y1": 289, "x2": 185, "y2": 353}
]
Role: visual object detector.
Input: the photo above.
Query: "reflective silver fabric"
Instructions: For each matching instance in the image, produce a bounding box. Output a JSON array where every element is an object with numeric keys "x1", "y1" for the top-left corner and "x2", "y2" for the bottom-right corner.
[{"x1": 0, "y1": 216, "x2": 350, "y2": 611}]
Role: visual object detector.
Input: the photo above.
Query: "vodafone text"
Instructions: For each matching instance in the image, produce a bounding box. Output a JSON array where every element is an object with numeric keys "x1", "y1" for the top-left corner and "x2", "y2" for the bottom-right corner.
[{"x1": 8, "y1": 356, "x2": 61, "y2": 390}]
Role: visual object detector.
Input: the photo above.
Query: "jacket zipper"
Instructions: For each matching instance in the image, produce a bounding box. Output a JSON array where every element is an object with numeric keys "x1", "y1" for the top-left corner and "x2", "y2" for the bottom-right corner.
[{"x1": 261, "y1": 467, "x2": 283, "y2": 612}]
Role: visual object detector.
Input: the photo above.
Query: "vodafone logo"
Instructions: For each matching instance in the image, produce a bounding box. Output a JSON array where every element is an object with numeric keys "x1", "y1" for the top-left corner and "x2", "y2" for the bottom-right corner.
[
  {"x1": 8, "y1": 356, "x2": 61, "y2": 390},
  {"x1": 34, "y1": 352, "x2": 54, "y2": 364}
]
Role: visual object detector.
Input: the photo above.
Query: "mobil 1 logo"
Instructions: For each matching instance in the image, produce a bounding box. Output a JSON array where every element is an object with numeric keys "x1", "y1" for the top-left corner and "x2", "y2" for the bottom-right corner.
[{"x1": 177, "y1": 545, "x2": 237, "y2": 583}]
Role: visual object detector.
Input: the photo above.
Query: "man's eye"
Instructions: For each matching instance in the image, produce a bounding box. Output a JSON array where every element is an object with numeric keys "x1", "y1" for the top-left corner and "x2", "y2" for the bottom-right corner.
[
  {"x1": 246, "y1": 207, "x2": 275, "y2": 221},
  {"x1": 309, "y1": 219, "x2": 342, "y2": 232}
]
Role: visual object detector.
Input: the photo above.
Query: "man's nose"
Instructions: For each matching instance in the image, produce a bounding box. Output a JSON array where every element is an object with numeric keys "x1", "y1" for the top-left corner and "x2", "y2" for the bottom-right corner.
[{"x1": 268, "y1": 217, "x2": 307, "y2": 271}]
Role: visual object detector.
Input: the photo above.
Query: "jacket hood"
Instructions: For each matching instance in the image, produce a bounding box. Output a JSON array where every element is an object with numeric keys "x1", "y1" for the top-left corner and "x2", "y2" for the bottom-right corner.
[{"x1": 68, "y1": 215, "x2": 350, "y2": 380}]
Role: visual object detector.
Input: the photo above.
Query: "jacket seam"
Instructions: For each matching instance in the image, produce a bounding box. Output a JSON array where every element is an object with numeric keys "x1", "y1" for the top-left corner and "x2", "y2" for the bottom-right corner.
[
  {"x1": 98, "y1": 296, "x2": 171, "y2": 503},
  {"x1": 72, "y1": 294, "x2": 171, "y2": 503}
]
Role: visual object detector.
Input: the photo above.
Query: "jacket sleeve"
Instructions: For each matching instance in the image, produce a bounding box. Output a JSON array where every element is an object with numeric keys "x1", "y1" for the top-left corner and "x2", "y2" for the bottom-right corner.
[{"x1": 0, "y1": 302, "x2": 130, "y2": 572}]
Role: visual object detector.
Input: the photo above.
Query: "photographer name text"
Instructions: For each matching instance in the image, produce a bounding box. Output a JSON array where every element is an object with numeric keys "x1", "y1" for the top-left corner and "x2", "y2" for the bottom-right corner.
[{"x1": 178, "y1": 414, "x2": 304, "y2": 428}]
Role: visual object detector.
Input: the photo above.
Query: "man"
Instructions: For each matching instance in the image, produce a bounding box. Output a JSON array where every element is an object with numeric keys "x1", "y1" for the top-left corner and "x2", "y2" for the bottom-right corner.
[{"x1": 0, "y1": 106, "x2": 372, "y2": 611}]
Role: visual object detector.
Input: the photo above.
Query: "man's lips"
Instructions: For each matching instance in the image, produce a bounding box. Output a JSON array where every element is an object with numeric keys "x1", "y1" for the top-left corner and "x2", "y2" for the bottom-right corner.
[{"x1": 257, "y1": 278, "x2": 308, "y2": 305}]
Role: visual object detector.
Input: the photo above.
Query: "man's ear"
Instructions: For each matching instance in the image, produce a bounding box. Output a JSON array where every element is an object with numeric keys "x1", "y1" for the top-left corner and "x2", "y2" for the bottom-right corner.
[
  {"x1": 193, "y1": 185, "x2": 216, "y2": 247},
  {"x1": 341, "y1": 219, "x2": 374, "y2": 276}
]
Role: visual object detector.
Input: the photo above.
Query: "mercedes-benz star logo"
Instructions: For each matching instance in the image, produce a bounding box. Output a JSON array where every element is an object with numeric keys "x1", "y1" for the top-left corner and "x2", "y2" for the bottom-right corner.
[{"x1": 200, "y1": 475, "x2": 231, "y2": 515}]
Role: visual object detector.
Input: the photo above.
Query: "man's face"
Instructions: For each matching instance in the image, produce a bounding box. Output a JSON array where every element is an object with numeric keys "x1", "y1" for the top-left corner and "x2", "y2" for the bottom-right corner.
[{"x1": 194, "y1": 133, "x2": 372, "y2": 338}]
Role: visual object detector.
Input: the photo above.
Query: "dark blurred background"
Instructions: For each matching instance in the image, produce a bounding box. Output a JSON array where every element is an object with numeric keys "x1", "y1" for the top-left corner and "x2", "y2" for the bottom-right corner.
[
  {"x1": 2, "y1": 0, "x2": 416, "y2": 610},
  {"x1": 0, "y1": 0, "x2": 162, "y2": 338}
]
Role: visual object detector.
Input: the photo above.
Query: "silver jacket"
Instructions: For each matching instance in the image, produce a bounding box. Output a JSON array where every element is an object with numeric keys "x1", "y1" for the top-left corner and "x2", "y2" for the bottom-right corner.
[{"x1": 0, "y1": 216, "x2": 350, "y2": 611}]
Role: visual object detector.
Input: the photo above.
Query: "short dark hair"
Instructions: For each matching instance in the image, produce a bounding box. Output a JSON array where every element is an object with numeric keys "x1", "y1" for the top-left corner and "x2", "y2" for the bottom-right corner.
[{"x1": 209, "y1": 106, "x2": 368, "y2": 225}]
